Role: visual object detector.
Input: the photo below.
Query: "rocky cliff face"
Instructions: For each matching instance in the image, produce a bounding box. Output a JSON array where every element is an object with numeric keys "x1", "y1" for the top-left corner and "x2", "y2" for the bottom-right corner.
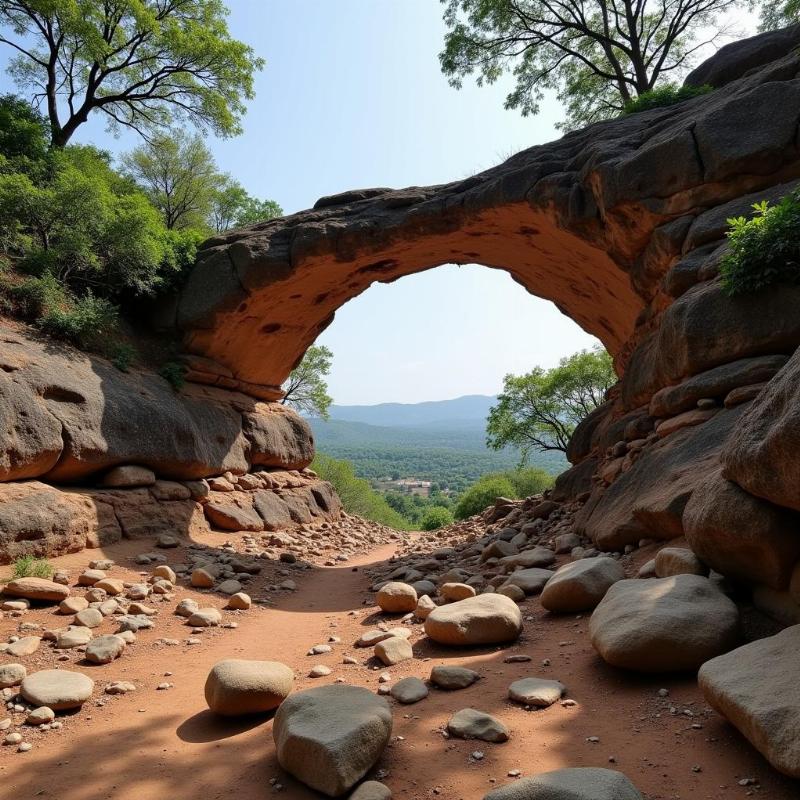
[
  {"x1": 3, "y1": 27, "x2": 800, "y2": 605},
  {"x1": 0, "y1": 324, "x2": 339, "y2": 563}
]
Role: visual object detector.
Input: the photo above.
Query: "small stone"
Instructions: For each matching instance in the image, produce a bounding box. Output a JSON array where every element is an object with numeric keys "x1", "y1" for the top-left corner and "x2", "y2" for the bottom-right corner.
[
  {"x1": 447, "y1": 709, "x2": 508, "y2": 743},
  {"x1": 374, "y1": 637, "x2": 413, "y2": 666},
  {"x1": 26, "y1": 706, "x2": 55, "y2": 726},
  {"x1": 389, "y1": 677, "x2": 428, "y2": 704},
  {"x1": 309, "y1": 665, "x2": 332, "y2": 678},
  {"x1": 226, "y1": 592, "x2": 251, "y2": 610}
]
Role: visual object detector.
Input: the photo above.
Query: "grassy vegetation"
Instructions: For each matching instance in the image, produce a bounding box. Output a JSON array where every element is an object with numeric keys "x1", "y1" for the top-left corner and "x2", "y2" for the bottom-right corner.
[
  {"x1": 622, "y1": 83, "x2": 712, "y2": 115},
  {"x1": 454, "y1": 467, "x2": 553, "y2": 520},
  {"x1": 311, "y1": 453, "x2": 411, "y2": 530},
  {"x1": 720, "y1": 193, "x2": 800, "y2": 294},
  {"x1": 12, "y1": 555, "x2": 54, "y2": 579}
]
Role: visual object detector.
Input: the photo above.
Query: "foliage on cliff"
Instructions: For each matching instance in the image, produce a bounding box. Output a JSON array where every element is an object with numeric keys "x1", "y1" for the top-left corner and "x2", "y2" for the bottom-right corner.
[{"x1": 720, "y1": 192, "x2": 800, "y2": 295}]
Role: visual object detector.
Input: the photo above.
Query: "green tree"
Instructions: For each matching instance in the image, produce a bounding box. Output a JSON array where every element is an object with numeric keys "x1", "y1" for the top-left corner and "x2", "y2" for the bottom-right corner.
[
  {"x1": 0, "y1": 93, "x2": 49, "y2": 169},
  {"x1": 760, "y1": 0, "x2": 800, "y2": 28},
  {"x1": 210, "y1": 178, "x2": 283, "y2": 233},
  {"x1": 122, "y1": 132, "x2": 217, "y2": 231},
  {"x1": 506, "y1": 466, "x2": 554, "y2": 498},
  {"x1": 0, "y1": 0, "x2": 264, "y2": 147},
  {"x1": 487, "y1": 345, "x2": 615, "y2": 459},
  {"x1": 421, "y1": 505, "x2": 454, "y2": 531},
  {"x1": 454, "y1": 474, "x2": 516, "y2": 519},
  {"x1": 0, "y1": 145, "x2": 168, "y2": 296},
  {"x1": 439, "y1": 0, "x2": 744, "y2": 130},
  {"x1": 281, "y1": 345, "x2": 334, "y2": 420}
]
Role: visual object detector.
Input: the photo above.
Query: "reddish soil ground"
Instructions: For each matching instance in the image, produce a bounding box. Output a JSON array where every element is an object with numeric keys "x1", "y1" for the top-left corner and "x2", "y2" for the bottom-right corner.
[{"x1": 1, "y1": 530, "x2": 797, "y2": 800}]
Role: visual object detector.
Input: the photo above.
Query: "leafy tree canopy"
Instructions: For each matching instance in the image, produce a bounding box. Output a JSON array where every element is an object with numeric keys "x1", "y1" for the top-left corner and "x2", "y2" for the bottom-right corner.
[
  {"x1": 487, "y1": 345, "x2": 615, "y2": 459},
  {"x1": 439, "y1": 0, "x2": 745, "y2": 129},
  {"x1": 760, "y1": 0, "x2": 800, "y2": 29},
  {"x1": 282, "y1": 345, "x2": 334, "y2": 420},
  {"x1": 0, "y1": 0, "x2": 264, "y2": 146}
]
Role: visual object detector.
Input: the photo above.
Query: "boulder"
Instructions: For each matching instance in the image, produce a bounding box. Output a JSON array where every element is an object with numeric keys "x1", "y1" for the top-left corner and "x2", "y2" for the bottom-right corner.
[
  {"x1": 483, "y1": 767, "x2": 644, "y2": 799},
  {"x1": 374, "y1": 636, "x2": 413, "y2": 666},
  {"x1": 540, "y1": 558, "x2": 624, "y2": 613},
  {"x1": 497, "y1": 584, "x2": 526, "y2": 603},
  {"x1": 21, "y1": 669, "x2": 94, "y2": 710},
  {"x1": 684, "y1": 470, "x2": 800, "y2": 588},
  {"x1": 101, "y1": 465, "x2": 155, "y2": 487},
  {"x1": 447, "y1": 708, "x2": 508, "y2": 743},
  {"x1": 723, "y1": 347, "x2": 800, "y2": 514},
  {"x1": 589, "y1": 575, "x2": 740, "y2": 672},
  {"x1": 55, "y1": 626, "x2": 93, "y2": 649},
  {"x1": 204, "y1": 500, "x2": 264, "y2": 532},
  {"x1": 205, "y1": 659, "x2": 294, "y2": 716},
  {"x1": 85, "y1": 635, "x2": 126, "y2": 664},
  {"x1": 415, "y1": 595, "x2": 436, "y2": 620},
  {"x1": 424, "y1": 594, "x2": 522, "y2": 646},
  {"x1": 376, "y1": 582, "x2": 417, "y2": 613},
  {"x1": 0, "y1": 663, "x2": 26, "y2": 688},
  {"x1": 389, "y1": 677, "x2": 428, "y2": 704},
  {"x1": 350, "y1": 782, "x2": 391, "y2": 800},
  {"x1": 654, "y1": 547, "x2": 708, "y2": 578},
  {"x1": 74, "y1": 608, "x2": 104, "y2": 628},
  {"x1": 3, "y1": 577, "x2": 70, "y2": 602},
  {"x1": 273, "y1": 685, "x2": 392, "y2": 796},
  {"x1": 500, "y1": 547, "x2": 556, "y2": 571},
  {"x1": 430, "y1": 665, "x2": 480, "y2": 690},
  {"x1": 500, "y1": 568, "x2": 553, "y2": 596},
  {"x1": 699, "y1": 624, "x2": 800, "y2": 778},
  {"x1": 187, "y1": 608, "x2": 222, "y2": 627},
  {"x1": 508, "y1": 677, "x2": 566, "y2": 708},
  {"x1": 440, "y1": 583, "x2": 476, "y2": 602}
]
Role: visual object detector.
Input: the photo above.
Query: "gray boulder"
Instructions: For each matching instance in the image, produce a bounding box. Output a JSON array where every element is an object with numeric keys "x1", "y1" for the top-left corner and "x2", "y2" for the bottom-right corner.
[
  {"x1": 589, "y1": 575, "x2": 739, "y2": 672},
  {"x1": 273, "y1": 685, "x2": 392, "y2": 796},
  {"x1": 540, "y1": 557, "x2": 624, "y2": 613},
  {"x1": 699, "y1": 624, "x2": 800, "y2": 778},
  {"x1": 483, "y1": 767, "x2": 643, "y2": 799}
]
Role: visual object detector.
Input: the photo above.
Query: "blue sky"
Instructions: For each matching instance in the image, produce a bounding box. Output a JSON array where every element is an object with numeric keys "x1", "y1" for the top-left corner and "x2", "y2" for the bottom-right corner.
[{"x1": 0, "y1": 2, "x2": 757, "y2": 404}]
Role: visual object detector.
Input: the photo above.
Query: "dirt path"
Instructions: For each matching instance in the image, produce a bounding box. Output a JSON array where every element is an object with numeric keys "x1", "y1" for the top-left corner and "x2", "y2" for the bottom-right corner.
[{"x1": 1, "y1": 534, "x2": 796, "y2": 800}]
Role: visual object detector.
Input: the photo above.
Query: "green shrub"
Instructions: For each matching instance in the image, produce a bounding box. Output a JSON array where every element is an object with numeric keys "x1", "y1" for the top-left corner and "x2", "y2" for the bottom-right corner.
[
  {"x1": 38, "y1": 294, "x2": 120, "y2": 351},
  {"x1": 110, "y1": 342, "x2": 137, "y2": 372},
  {"x1": 720, "y1": 193, "x2": 800, "y2": 294},
  {"x1": 454, "y1": 475, "x2": 517, "y2": 520},
  {"x1": 159, "y1": 361, "x2": 186, "y2": 391},
  {"x1": 13, "y1": 555, "x2": 53, "y2": 579},
  {"x1": 312, "y1": 453, "x2": 410, "y2": 529},
  {"x1": 622, "y1": 83, "x2": 712, "y2": 115},
  {"x1": 421, "y1": 506, "x2": 454, "y2": 531},
  {"x1": 505, "y1": 467, "x2": 554, "y2": 498},
  {"x1": 7, "y1": 272, "x2": 67, "y2": 320}
]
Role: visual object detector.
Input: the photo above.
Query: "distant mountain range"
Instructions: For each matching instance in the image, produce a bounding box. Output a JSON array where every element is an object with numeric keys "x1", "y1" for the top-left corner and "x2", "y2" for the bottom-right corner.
[{"x1": 326, "y1": 394, "x2": 498, "y2": 427}]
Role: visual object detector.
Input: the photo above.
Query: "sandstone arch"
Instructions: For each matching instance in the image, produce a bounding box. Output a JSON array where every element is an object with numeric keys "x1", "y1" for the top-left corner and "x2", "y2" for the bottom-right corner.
[{"x1": 175, "y1": 38, "x2": 800, "y2": 402}]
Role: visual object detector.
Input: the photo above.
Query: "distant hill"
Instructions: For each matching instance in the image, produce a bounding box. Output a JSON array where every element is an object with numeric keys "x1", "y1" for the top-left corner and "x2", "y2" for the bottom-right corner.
[
  {"x1": 309, "y1": 395, "x2": 567, "y2": 493},
  {"x1": 327, "y1": 394, "x2": 497, "y2": 427}
]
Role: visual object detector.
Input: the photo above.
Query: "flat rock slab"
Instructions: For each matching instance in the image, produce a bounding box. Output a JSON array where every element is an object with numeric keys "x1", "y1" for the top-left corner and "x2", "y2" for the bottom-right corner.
[
  {"x1": 21, "y1": 669, "x2": 94, "y2": 710},
  {"x1": 483, "y1": 767, "x2": 644, "y2": 799},
  {"x1": 273, "y1": 684, "x2": 392, "y2": 797},
  {"x1": 540, "y1": 557, "x2": 624, "y2": 613},
  {"x1": 508, "y1": 677, "x2": 566, "y2": 708},
  {"x1": 425, "y1": 594, "x2": 522, "y2": 646},
  {"x1": 7, "y1": 636, "x2": 41, "y2": 657},
  {"x1": 389, "y1": 676, "x2": 428, "y2": 704},
  {"x1": 430, "y1": 665, "x2": 480, "y2": 690},
  {"x1": 699, "y1": 624, "x2": 800, "y2": 778},
  {"x1": 205, "y1": 659, "x2": 294, "y2": 716},
  {"x1": 3, "y1": 577, "x2": 70, "y2": 602},
  {"x1": 447, "y1": 708, "x2": 509, "y2": 743},
  {"x1": 589, "y1": 575, "x2": 740, "y2": 672},
  {"x1": 500, "y1": 568, "x2": 553, "y2": 596}
]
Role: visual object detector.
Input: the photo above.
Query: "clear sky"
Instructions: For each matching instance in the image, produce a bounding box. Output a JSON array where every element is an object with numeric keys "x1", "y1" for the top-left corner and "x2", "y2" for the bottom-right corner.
[{"x1": 0, "y1": 1, "x2": 757, "y2": 404}]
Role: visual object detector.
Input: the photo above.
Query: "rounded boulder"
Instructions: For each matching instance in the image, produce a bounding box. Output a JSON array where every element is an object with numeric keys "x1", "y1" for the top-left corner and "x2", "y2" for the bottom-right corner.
[
  {"x1": 589, "y1": 575, "x2": 739, "y2": 672},
  {"x1": 424, "y1": 594, "x2": 522, "y2": 646},
  {"x1": 205, "y1": 659, "x2": 294, "y2": 716},
  {"x1": 376, "y1": 582, "x2": 417, "y2": 613},
  {"x1": 540, "y1": 557, "x2": 625, "y2": 613}
]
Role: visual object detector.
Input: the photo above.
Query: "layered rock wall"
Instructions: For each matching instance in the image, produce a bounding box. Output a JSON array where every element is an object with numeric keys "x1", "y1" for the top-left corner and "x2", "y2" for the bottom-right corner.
[{"x1": 0, "y1": 325, "x2": 339, "y2": 563}]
